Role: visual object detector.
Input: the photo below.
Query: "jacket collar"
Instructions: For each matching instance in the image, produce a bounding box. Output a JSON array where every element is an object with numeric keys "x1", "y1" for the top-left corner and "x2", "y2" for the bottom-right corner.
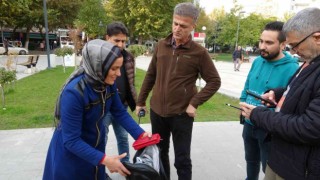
[
  {"x1": 310, "y1": 54, "x2": 320, "y2": 65},
  {"x1": 164, "y1": 33, "x2": 193, "y2": 49}
]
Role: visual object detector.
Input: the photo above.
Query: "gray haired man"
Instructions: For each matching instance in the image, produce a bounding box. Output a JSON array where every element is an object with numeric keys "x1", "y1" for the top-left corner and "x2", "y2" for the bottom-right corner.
[{"x1": 136, "y1": 2, "x2": 221, "y2": 180}]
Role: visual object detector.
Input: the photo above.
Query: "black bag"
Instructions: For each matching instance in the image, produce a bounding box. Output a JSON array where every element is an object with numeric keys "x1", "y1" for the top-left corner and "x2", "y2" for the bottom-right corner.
[{"x1": 123, "y1": 145, "x2": 168, "y2": 180}]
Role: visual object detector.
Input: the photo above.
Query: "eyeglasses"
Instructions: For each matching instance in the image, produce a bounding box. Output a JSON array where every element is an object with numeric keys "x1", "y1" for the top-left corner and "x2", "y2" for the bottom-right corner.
[{"x1": 287, "y1": 31, "x2": 319, "y2": 52}]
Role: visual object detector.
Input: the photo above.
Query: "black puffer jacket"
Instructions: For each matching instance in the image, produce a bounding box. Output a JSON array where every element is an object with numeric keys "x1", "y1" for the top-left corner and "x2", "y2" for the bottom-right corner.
[
  {"x1": 122, "y1": 50, "x2": 137, "y2": 111},
  {"x1": 250, "y1": 55, "x2": 320, "y2": 180}
]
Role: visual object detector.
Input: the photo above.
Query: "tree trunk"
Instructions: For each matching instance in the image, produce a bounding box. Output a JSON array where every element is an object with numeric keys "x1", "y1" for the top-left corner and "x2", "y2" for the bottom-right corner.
[
  {"x1": 62, "y1": 56, "x2": 66, "y2": 73},
  {"x1": 24, "y1": 27, "x2": 31, "y2": 49}
]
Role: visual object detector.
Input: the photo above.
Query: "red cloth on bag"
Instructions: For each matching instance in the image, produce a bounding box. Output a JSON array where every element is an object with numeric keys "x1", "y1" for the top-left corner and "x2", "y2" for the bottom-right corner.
[{"x1": 133, "y1": 133, "x2": 161, "y2": 150}]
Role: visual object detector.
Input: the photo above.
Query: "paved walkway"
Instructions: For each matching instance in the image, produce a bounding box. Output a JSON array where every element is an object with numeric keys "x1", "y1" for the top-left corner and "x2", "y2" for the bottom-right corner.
[
  {"x1": 135, "y1": 55, "x2": 254, "y2": 98},
  {"x1": 0, "y1": 55, "x2": 266, "y2": 180}
]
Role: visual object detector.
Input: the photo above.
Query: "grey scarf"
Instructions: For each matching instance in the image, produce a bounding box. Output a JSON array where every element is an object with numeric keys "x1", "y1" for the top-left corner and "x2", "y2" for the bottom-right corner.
[{"x1": 54, "y1": 39, "x2": 122, "y2": 124}]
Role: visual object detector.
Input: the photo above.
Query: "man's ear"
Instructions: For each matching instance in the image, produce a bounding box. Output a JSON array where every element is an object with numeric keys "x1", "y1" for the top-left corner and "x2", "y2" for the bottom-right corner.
[
  {"x1": 105, "y1": 35, "x2": 110, "y2": 41},
  {"x1": 192, "y1": 23, "x2": 196, "y2": 30},
  {"x1": 280, "y1": 41, "x2": 286, "y2": 51}
]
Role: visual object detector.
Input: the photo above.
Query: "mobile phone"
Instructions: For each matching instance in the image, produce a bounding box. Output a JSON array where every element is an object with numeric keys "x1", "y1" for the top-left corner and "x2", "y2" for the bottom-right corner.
[
  {"x1": 225, "y1": 103, "x2": 243, "y2": 111},
  {"x1": 246, "y1": 90, "x2": 276, "y2": 106}
]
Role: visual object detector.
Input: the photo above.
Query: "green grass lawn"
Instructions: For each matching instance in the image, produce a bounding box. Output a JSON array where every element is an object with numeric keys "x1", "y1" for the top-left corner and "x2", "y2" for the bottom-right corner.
[
  {"x1": 215, "y1": 53, "x2": 233, "y2": 62},
  {"x1": 211, "y1": 52, "x2": 251, "y2": 62},
  {"x1": 0, "y1": 66, "x2": 240, "y2": 130}
]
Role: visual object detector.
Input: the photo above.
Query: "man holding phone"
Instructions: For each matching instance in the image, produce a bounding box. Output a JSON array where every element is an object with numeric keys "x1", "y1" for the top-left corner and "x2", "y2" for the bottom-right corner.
[
  {"x1": 240, "y1": 8, "x2": 320, "y2": 179},
  {"x1": 239, "y1": 21, "x2": 298, "y2": 180}
]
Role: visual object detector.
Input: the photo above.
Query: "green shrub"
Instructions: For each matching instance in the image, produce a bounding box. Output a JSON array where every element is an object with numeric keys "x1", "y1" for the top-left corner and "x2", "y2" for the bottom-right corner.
[
  {"x1": 0, "y1": 68, "x2": 16, "y2": 86},
  {"x1": 0, "y1": 68, "x2": 16, "y2": 109},
  {"x1": 127, "y1": 45, "x2": 147, "y2": 57},
  {"x1": 55, "y1": 47, "x2": 74, "y2": 73},
  {"x1": 55, "y1": 47, "x2": 74, "y2": 57}
]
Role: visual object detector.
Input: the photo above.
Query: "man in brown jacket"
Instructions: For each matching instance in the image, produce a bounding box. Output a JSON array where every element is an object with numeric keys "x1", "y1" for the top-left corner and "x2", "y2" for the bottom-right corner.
[{"x1": 136, "y1": 3, "x2": 221, "y2": 180}]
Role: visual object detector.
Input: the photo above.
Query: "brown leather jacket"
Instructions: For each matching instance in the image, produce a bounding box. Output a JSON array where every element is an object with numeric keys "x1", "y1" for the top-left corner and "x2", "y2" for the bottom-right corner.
[{"x1": 137, "y1": 34, "x2": 221, "y2": 117}]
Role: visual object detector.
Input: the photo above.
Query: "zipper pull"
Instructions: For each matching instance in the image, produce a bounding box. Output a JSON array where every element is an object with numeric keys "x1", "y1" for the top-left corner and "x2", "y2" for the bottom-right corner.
[{"x1": 305, "y1": 169, "x2": 308, "y2": 178}]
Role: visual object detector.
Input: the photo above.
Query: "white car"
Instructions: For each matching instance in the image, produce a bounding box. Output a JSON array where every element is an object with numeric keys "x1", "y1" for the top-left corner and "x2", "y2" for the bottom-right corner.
[
  {"x1": 0, "y1": 43, "x2": 29, "y2": 55},
  {"x1": 244, "y1": 46, "x2": 253, "y2": 52}
]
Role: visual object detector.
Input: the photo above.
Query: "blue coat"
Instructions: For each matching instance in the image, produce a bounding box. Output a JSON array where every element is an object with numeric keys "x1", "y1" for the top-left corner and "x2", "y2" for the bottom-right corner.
[{"x1": 43, "y1": 75, "x2": 144, "y2": 180}]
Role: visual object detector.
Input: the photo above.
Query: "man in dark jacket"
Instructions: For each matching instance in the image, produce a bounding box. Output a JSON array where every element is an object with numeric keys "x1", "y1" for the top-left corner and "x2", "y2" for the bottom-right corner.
[
  {"x1": 240, "y1": 7, "x2": 320, "y2": 180},
  {"x1": 103, "y1": 22, "x2": 137, "y2": 164},
  {"x1": 232, "y1": 45, "x2": 243, "y2": 71},
  {"x1": 136, "y1": 2, "x2": 221, "y2": 180}
]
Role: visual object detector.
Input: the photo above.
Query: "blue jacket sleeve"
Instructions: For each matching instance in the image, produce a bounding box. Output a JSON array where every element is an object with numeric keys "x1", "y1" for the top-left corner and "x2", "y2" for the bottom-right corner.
[{"x1": 110, "y1": 85, "x2": 144, "y2": 140}]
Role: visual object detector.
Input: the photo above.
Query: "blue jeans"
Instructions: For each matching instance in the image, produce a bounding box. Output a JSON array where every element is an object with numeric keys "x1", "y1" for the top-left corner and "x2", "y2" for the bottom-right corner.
[
  {"x1": 103, "y1": 111, "x2": 129, "y2": 162},
  {"x1": 242, "y1": 122, "x2": 270, "y2": 180}
]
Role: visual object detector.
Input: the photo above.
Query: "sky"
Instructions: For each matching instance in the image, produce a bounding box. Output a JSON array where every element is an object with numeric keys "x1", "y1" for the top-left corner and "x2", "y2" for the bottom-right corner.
[
  {"x1": 199, "y1": 0, "x2": 234, "y2": 14},
  {"x1": 198, "y1": 0, "x2": 261, "y2": 14}
]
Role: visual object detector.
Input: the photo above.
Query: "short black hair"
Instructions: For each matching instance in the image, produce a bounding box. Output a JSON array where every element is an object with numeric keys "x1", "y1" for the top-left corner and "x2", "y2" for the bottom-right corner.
[
  {"x1": 264, "y1": 21, "x2": 286, "y2": 43},
  {"x1": 106, "y1": 22, "x2": 129, "y2": 36}
]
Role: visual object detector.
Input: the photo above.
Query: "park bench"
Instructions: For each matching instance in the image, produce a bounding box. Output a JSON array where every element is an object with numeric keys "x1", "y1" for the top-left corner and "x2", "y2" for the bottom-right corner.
[
  {"x1": 243, "y1": 57, "x2": 250, "y2": 63},
  {"x1": 16, "y1": 55, "x2": 39, "y2": 73}
]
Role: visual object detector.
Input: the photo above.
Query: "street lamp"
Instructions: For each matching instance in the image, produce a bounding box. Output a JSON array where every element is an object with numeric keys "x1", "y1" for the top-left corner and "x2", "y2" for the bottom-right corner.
[
  {"x1": 202, "y1": 26, "x2": 206, "y2": 31},
  {"x1": 42, "y1": 0, "x2": 51, "y2": 68},
  {"x1": 212, "y1": 21, "x2": 218, "y2": 54},
  {"x1": 235, "y1": 11, "x2": 245, "y2": 49}
]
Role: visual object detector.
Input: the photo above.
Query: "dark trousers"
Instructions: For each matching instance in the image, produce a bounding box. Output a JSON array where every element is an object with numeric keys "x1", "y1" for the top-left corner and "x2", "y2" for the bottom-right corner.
[
  {"x1": 242, "y1": 122, "x2": 270, "y2": 180},
  {"x1": 150, "y1": 109, "x2": 193, "y2": 180}
]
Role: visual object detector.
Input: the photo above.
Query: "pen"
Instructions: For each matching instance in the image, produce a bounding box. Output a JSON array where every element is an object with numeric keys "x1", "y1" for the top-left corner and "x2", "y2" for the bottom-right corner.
[{"x1": 225, "y1": 103, "x2": 243, "y2": 111}]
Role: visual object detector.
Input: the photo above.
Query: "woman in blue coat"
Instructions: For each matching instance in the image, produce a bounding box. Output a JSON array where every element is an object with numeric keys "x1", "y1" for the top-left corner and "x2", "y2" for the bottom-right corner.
[{"x1": 43, "y1": 39, "x2": 150, "y2": 180}]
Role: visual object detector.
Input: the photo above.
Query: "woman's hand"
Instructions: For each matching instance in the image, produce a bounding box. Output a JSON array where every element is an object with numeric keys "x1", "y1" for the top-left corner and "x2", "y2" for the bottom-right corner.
[
  {"x1": 140, "y1": 132, "x2": 152, "y2": 138},
  {"x1": 102, "y1": 153, "x2": 130, "y2": 176}
]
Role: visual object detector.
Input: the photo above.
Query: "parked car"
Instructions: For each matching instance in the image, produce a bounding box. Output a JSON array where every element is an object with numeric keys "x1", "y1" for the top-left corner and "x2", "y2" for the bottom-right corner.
[
  {"x1": 0, "y1": 43, "x2": 29, "y2": 55},
  {"x1": 244, "y1": 46, "x2": 253, "y2": 52}
]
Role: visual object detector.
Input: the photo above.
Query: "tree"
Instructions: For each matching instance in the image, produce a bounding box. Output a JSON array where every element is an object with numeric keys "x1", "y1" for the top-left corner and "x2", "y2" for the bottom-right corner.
[
  {"x1": 208, "y1": 1, "x2": 280, "y2": 51},
  {"x1": 282, "y1": 11, "x2": 295, "y2": 22},
  {"x1": 0, "y1": 0, "x2": 28, "y2": 28},
  {"x1": 55, "y1": 47, "x2": 74, "y2": 73},
  {"x1": 75, "y1": 0, "x2": 110, "y2": 39},
  {"x1": 0, "y1": 0, "x2": 37, "y2": 46},
  {"x1": 240, "y1": 14, "x2": 276, "y2": 47},
  {"x1": 104, "y1": 0, "x2": 186, "y2": 44},
  {"x1": 1, "y1": 0, "x2": 83, "y2": 48},
  {"x1": 47, "y1": 0, "x2": 83, "y2": 30},
  {"x1": 0, "y1": 0, "x2": 46, "y2": 48},
  {"x1": 201, "y1": 8, "x2": 226, "y2": 51},
  {"x1": 0, "y1": 68, "x2": 16, "y2": 110}
]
